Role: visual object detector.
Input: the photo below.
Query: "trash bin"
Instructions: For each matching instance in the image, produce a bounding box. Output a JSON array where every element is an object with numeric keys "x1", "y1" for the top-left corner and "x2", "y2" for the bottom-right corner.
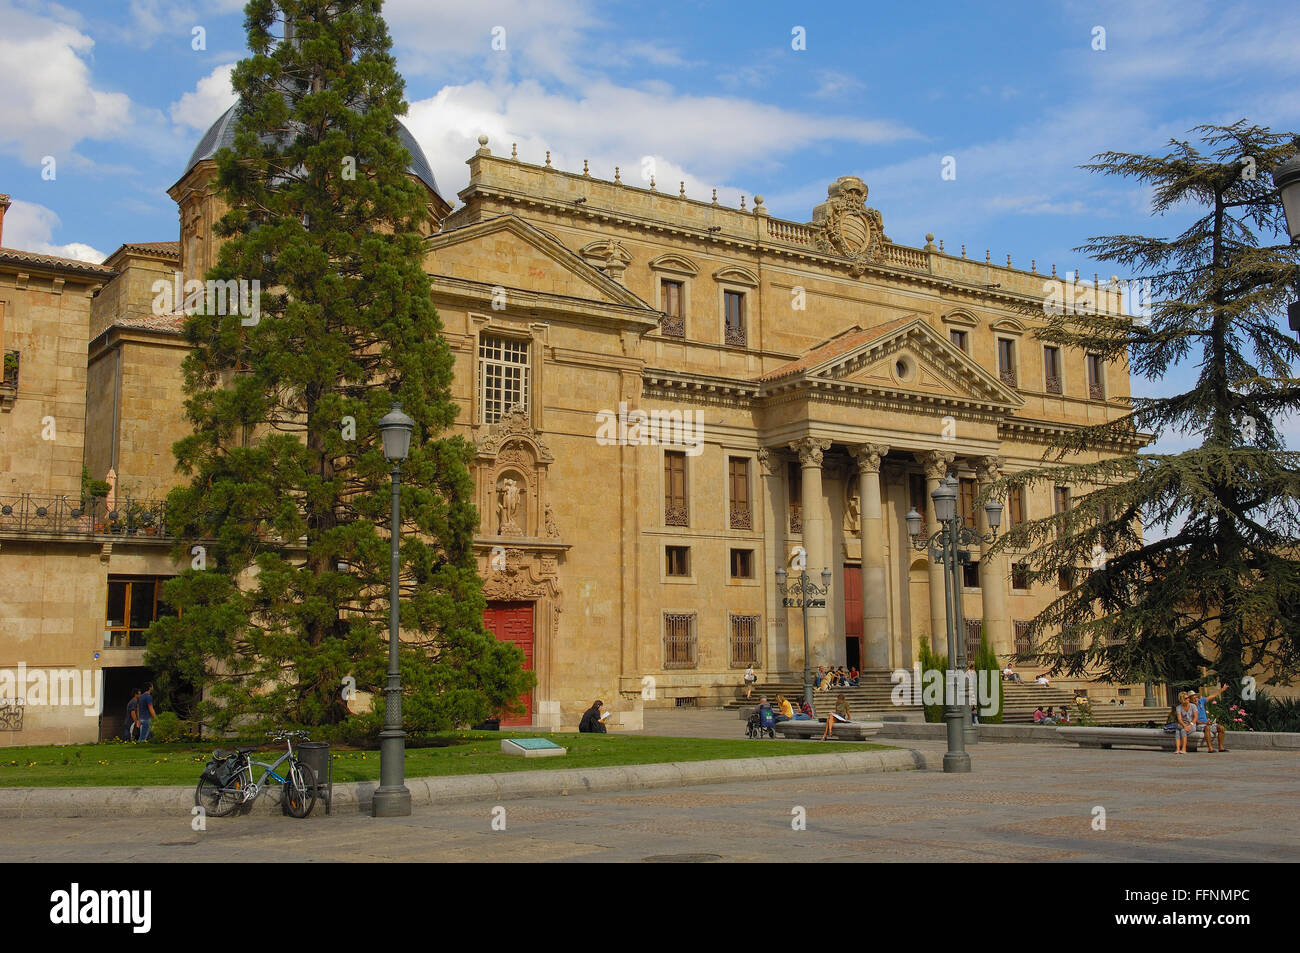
[{"x1": 297, "y1": 741, "x2": 332, "y2": 815}]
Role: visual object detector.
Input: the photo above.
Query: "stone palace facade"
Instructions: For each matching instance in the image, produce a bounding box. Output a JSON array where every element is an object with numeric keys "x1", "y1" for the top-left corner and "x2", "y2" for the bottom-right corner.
[{"x1": 0, "y1": 116, "x2": 1145, "y2": 743}]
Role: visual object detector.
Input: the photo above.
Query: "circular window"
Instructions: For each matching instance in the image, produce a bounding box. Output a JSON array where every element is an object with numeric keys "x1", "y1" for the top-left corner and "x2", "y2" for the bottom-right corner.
[
  {"x1": 893, "y1": 355, "x2": 915, "y2": 383},
  {"x1": 895, "y1": 359, "x2": 907, "y2": 377}
]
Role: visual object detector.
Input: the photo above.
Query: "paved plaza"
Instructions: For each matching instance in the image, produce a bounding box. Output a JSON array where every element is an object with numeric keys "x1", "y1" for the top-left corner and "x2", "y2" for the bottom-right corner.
[{"x1": 2, "y1": 711, "x2": 1296, "y2": 862}]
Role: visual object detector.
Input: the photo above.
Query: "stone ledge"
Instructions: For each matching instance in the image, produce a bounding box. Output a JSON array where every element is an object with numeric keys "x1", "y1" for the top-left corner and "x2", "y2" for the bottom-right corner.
[{"x1": 0, "y1": 749, "x2": 922, "y2": 818}]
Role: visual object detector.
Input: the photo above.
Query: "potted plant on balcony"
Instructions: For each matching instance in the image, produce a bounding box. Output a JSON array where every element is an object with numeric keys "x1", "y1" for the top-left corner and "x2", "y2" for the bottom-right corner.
[{"x1": 80, "y1": 466, "x2": 111, "y2": 532}]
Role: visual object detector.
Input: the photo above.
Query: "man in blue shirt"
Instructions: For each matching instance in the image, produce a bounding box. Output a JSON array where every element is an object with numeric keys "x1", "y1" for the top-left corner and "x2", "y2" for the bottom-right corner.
[
  {"x1": 138, "y1": 683, "x2": 157, "y2": 742},
  {"x1": 1190, "y1": 685, "x2": 1229, "y2": 753}
]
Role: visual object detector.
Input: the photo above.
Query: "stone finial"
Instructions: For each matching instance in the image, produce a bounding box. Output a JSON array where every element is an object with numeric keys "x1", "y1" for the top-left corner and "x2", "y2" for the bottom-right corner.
[
  {"x1": 649, "y1": 175, "x2": 656, "y2": 190},
  {"x1": 939, "y1": 239, "x2": 945, "y2": 252},
  {"x1": 475, "y1": 134, "x2": 490, "y2": 156},
  {"x1": 1007, "y1": 254, "x2": 1012, "y2": 267},
  {"x1": 740, "y1": 194, "x2": 746, "y2": 210},
  {"x1": 545, "y1": 150, "x2": 552, "y2": 168},
  {"x1": 614, "y1": 166, "x2": 621, "y2": 183},
  {"x1": 985, "y1": 249, "x2": 991, "y2": 263},
  {"x1": 1052, "y1": 263, "x2": 1057, "y2": 277},
  {"x1": 753, "y1": 194, "x2": 767, "y2": 216},
  {"x1": 511, "y1": 142, "x2": 517, "y2": 159},
  {"x1": 680, "y1": 181, "x2": 687, "y2": 198},
  {"x1": 961, "y1": 244, "x2": 967, "y2": 258},
  {"x1": 583, "y1": 159, "x2": 590, "y2": 177},
  {"x1": 923, "y1": 232, "x2": 936, "y2": 251},
  {"x1": 711, "y1": 188, "x2": 718, "y2": 205}
]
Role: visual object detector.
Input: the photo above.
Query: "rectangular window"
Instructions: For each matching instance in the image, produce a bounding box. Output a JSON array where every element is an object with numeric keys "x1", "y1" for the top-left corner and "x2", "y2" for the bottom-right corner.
[
  {"x1": 1058, "y1": 566, "x2": 1074, "y2": 591},
  {"x1": 664, "y1": 451, "x2": 688, "y2": 526},
  {"x1": 105, "y1": 576, "x2": 175, "y2": 648},
  {"x1": 724, "y1": 291, "x2": 746, "y2": 347},
  {"x1": 661, "y1": 280, "x2": 684, "y2": 337},
  {"x1": 1014, "y1": 620, "x2": 1034, "y2": 656},
  {"x1": 1008, "y1": 485, "x2": 1026, "y2": 526},
  {"x1": 965, "y1": 619, "x2": 983, "y2": 661},
  {"x1": 1054, "y1": 485, "x2": 1071, "y2": 514},
  {"x1": 997, "y1": 338, "x2": 1017, "y2": 387},
  {"x1": 666, "y1": 545, "x2": 691, "y2": 577},
  {"x1": 788, "y1": 461, "x2": 803, "y2": 533},
  {"x1": 478, "y1": 334, "x2": 530, "y2": 425},
  {"x1": 962, "y1": 560, "x2": 980, "y2": 588},
  {"x1": 728, "y1": 457, "x2": 752, "y2": 529},
  {"x1": 950, "y1": 329, "x2": 969, "y2": 353},
  {"x1": 959, "y1": 477, "x2": 977, "y2": 527},
  {"x1": 1012, "y1": 561, "x2": 1030, "y2": 590},
  {"x1": 663, "y1": 613, "x2": 698, "y2": 669},
  {"x1": 1044, "y1": 345, "x2": 1062, "y2": 395},
  {"x1": 729, "y1": 614, "x2": 762, "y2": 668},
  {"x1": 730, "y1": 548, "x2": 754, "y2": 579},
  {"x1": 1087, "y1": 353, "x2": 1105, "y2": 400}
]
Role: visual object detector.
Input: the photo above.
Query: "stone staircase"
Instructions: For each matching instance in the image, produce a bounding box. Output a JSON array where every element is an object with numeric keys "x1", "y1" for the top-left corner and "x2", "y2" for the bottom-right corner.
[
  {"x1": 1001, "y1": 682, "x2": 1166, "y2": 725},
  {"x1": 724, "y1": 671, "x2": 925, "y2": 722}
]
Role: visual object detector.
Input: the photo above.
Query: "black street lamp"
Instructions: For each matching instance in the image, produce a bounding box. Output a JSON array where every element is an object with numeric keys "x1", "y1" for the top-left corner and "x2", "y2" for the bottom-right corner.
[
  {"x1": 373, "y1": 402, "x2": 413, "y2": 818},
  {"x1": 1274, "y1": 151, "x2": 1300, "y2": 336},
  {"x1": 906, "y1": 474, "x2": 1002, "y2": 773},
  {"x1": 775, "y1": 564, "x2": 833, "y2": 711}
]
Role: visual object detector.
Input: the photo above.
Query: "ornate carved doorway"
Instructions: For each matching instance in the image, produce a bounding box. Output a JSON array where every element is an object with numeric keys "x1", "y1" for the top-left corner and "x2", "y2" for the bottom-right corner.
[{"x1": 484, "y1": 601, "x2": 534, "y2": 726}]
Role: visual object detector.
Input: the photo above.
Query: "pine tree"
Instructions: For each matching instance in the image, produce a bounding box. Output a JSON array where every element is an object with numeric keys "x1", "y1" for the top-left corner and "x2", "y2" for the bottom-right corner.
[
  {"x1": 146, "y1": 0, "x2": 533, "y2": 733},
  {"x1": 987, "y1": 122, "x2": 1300, "y2": 703}
]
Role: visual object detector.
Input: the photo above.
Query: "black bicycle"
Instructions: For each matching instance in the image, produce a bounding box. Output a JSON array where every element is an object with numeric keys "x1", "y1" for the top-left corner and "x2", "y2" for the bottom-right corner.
[{"x1": 195, "y1": 730, "x2": 317, "y2": 819}]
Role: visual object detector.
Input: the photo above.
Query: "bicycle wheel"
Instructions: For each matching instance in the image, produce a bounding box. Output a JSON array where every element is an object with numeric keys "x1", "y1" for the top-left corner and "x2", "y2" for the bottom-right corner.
[
  {"x1": 195, "y1": 770, "x2": 245, "y2": 818},
  {"x1": 281, "y1": 759, "x2": 316, "y2": 818}
]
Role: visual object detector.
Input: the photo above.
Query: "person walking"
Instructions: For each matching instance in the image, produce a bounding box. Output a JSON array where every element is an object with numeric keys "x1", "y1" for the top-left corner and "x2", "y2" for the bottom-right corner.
[
  {"x1": 137, "y1": 683, "x2": 157, "y2": 742},
  {"x1": 743, "y1": 665, "x2": 757, "y2": 700},
  {"x1": 123, "y1": 688, "x2": 141, "y2": 742}
]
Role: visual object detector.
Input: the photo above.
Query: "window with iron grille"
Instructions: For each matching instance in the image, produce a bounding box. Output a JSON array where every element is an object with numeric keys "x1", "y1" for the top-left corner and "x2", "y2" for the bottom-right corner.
[
  {"x1": 478, "y1": 334, "x2": 529, "y2": 424},
  {"x1": 1043, "y1": 345, "x2": 1062, "y2": 395},
  {"x1": 729, "y1": 614, "x2": 762, "y2": 668},
  {"x1": 1087, "y1": 353, "x2": 1105, "y2": 400},
  {"x1": 788, "y1": 460, "x2": 802, "y2": 533},
  {"x1": 724, "y1": 291, "x2": 746, "y2": 347},
  {"x1": 728, "y1": 456, "x2": 752, "y2": 529},
  {"x1": 1054, "y1": 485, "x2": 1071, "y2": 514},
  {"x1": 1061, "y1": 631, "x2": 1081, "y2": 654},
  {"x1": 730, "y1": 548, "x2": 754, "y2": 579},
  {"x1": 965, "y1": 619, "x2": 983, "y2": 661},
  {"x1": 997, "y1": 338, "x2": 1017, "y2": 387},
  {"x1": 664, "y1": 451, "x2": 688, "y2": 526},
  {"x1": 1058, "y1": 566, "x2": 1075, "y2": 591},
  {"x1": 1012, "y1": 561, "x2": 1030, "y2": 590},
  {"x1": 950, "y1": 328, "x2": 969, "y2": 353},
  {"x1": 663, "y1": 613, "x2": 698, "y2": 669},
  {"x1": 661, "y1": 279, "x2": 684, "y2": 337},
  {"x1": 1014, "y1": 620, "x2": 1034, "y2": 656},
  {"x1": 666, "y1": 545, "x2": 691, "y2": 577}
]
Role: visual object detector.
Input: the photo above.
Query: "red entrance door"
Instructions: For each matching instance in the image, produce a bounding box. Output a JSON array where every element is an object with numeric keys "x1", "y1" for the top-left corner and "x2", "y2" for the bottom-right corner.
[
  {"x1": 843, "y1": 566, "x2": 862, "y2": 669},
  {"x1": 484, "y1": 601, "x2": 534, "y2": 726}
]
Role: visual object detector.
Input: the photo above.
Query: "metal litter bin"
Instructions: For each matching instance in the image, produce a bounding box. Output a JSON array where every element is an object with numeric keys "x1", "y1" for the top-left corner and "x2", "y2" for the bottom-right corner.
[{"x1": 297, "y1": 741, "x2": 333, "y2": 815}]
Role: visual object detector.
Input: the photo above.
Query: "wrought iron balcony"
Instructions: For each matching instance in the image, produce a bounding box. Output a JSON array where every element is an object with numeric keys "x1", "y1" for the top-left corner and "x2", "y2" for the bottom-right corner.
[
  {"x1": 0, "y1": 493, "x2": 172, "y2": 539},
  {"x1": 729, "y1": 501, "x2": 752, "y2": 530},
  {"x1": 664, "y1": 501, "x2": 689, "y2": 527},
  {"x1": 724, "y1": 322, "x2": 747, "y2": 348},
  {"x1": 1045, "y1": 374, "x2": 1062, "y2": 395},
  {"x1": 1089, "y1": 381, "x2": 1105, "y2": 400},
  {"x1": 660, "y1": 315, "x2": 684, "y2": 338},
  {"x1": 999, "y1": 366, "x2": 1018, "y2": 388}
]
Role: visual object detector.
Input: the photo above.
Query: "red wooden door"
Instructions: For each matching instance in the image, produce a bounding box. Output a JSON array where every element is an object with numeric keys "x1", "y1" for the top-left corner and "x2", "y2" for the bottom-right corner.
[
  {"x1": 843, "y1": 566, "x2": 862, "y2": 668},
  {"x1": 484, "y1": 601, "x2": 534, "y2": 726}
]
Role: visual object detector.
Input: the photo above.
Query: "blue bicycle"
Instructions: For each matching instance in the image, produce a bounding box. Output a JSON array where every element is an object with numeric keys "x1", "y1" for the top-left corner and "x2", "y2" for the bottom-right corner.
[{"x1": 196, "y1": 730, "x2": 317, "y2": 818}]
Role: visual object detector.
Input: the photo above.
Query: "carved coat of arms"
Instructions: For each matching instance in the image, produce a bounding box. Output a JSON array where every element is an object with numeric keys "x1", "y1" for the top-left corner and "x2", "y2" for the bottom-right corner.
[{"x1": 811, "y1": 176, "x2": 888, "y2": 276}]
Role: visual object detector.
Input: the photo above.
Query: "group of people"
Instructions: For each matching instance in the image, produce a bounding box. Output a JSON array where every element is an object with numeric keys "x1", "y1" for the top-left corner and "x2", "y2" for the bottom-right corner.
[
  {"x1": 1169, "y1": 686, "x2": 1229, "y2": 754},
  {"x1": 756, "y1": 693, "x2": 853, "y2": 740},
  {"x1": 1032, "y1": 705, "x2": 1071, "y2": 725},
  {"x1": 1000, "y1": 664, "x2": 1050, "y2": 686},
  {"x1": 814, "y1": 666, "x2": 858, "y2": 690},
  {"x1": 121, "y1": 684, "x2": 157, "y2": 741}
]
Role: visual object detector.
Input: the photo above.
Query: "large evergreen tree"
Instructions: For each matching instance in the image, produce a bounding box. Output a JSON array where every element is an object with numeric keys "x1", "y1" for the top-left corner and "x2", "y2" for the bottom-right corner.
[
  {"x1": 146, "y1": 0, "x2": 532, "y2": 733},
  {"x1": 986, "y1": 121, "x2": 1300, "y2": 700}
]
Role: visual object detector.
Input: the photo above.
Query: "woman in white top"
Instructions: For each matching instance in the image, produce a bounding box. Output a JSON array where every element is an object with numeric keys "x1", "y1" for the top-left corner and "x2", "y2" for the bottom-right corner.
[{"x1": 743, "y1": 665, "x2": 757, "y2": 699}]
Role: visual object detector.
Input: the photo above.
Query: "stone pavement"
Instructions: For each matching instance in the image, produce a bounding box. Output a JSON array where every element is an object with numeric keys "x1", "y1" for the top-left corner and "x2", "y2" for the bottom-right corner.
[{"x1": 2, "y1": 710, "x2": 1296, "y2": 862}]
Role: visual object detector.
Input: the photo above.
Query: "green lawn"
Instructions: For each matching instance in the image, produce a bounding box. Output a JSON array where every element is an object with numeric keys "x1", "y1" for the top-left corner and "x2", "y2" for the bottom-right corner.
[{"x1": 0, "y1": 732, "x2": 892, "y2": 788}]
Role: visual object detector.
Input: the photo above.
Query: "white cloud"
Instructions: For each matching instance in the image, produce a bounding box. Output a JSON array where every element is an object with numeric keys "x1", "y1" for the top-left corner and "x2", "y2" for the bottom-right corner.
[
  {"x1": 404, "y1": 78, "x2": 919, "y2": 207},
  {"x1": 2, "y1": 199, "x2": 107, "y2": 263},
  {"x1": 0, "y1": 2, "x2": 132, "y2": 163},
  {"x1": 811, "y1": 70, "x2": 865, "y2": 100},
  {"x1": 169, "y1": 63, "x2": 237, "y2": 131}
]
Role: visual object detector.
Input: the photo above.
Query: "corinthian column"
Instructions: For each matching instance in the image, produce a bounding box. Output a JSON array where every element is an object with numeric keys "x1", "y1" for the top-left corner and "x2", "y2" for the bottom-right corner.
[
  {"x1": 853, "y1": 444, "x2": 891, "y2": 670},
  {"x1": 976, "y1": 455, "x2": 1010, "y2": 658},
  {"x1": 789, "y1": 436, "x2": 832, "y2": 668},
  {"x1": 916, "y1": 449, "x2": 954, "y2": 654}
]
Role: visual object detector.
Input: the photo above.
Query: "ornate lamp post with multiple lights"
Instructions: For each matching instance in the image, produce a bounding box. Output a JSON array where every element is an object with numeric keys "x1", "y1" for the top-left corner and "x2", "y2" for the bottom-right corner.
[
  {"x1": 775, "y1": 565, "x2": 833, "y2": 711},
  {"x1": 905, "y1": 474, "x2": 1002, "y2": 773},
  {"x1": 372, "y1": 403, "x2": 414, "y2": 818}
]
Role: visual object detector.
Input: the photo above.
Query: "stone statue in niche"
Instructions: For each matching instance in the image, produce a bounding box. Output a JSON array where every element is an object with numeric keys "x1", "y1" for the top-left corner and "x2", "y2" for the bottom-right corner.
[
  {"x1": 846, "y1": 490, "x2": 861, "y2": 533},
  {"x1": 497, "y1": 477, "x2": 523, "y2": 535},
  {"x1": 545, "y1": 502, "x2": 560, "y2": 538}
]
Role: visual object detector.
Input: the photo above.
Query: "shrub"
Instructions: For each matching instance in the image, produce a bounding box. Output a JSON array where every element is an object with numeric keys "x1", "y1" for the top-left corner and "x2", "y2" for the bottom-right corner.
[
  {"x1": 973, "y1": 628, "x2": 1003, "y2": 725},
  {"x1": 146, "y1": 711, "x2": 191, "y2": 742},
  {"x1": 916, "y1": 639, "x2": 947, "y2": 724}
]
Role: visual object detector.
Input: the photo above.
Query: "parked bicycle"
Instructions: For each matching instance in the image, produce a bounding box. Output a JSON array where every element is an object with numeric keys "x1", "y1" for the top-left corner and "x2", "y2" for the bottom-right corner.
[{"x1": 195, "y1": 729, "x2": 317, "y2": 819}]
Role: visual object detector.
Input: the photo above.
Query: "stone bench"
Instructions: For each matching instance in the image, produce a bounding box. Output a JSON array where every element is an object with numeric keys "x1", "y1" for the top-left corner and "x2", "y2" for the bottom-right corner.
[
  {"x1": 1057, "y1": 726, "x2": 1206, "y2": 751},
  {"x1": 772, "y1": 719, "x2": 883, "y2": 741}
]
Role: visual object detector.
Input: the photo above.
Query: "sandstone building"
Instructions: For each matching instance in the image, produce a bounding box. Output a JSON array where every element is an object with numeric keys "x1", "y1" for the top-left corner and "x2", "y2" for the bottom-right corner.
[{"x1": 0, "y1": 116, "x2": 1149, "y2": 744}]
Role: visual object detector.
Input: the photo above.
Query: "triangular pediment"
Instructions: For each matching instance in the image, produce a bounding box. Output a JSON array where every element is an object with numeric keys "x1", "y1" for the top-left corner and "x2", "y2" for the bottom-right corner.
[
  {"x1": 759, "y1": 316, "x2": 1022, "y2": 412},
  {"x1": 424, "y1": 214, "x2": 655, "y2": 311}
]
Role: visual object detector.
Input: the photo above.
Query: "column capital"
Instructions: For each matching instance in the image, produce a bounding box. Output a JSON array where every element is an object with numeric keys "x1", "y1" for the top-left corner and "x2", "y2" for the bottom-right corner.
[
  {"x1": 789, "y1": 436, "x2": 831, "y2": 468},
  {"x1": 852, "y1": 443, "x2": 890, "y2": 475},
  {"x1": 914, "y1": 449, "x2": 955, "y2": 481},
  {"x1": 975, "y1": 454, "x2": 1003, "y2": 483}
]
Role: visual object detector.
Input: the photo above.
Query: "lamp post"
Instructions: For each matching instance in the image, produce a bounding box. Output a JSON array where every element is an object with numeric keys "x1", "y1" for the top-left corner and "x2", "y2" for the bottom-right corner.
[
  {"x1": 774, "y1": 565, "x2": 833, "y2": 711},
  {"x1": 1274, "y1": 150, "x2": 1300, "y2": 337},
  {"x1": 906, "y1": 474, "x2": 1002, "y2": 773},
  {"x1": 372, "y1": 402, "x2": 413, "y2": 818}
]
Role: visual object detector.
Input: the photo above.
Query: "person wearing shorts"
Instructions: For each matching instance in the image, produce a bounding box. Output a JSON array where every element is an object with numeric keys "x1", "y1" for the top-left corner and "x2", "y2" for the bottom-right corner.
[{"x1": 1191, "y1": 686, "x2": 1229, "y2": 753}]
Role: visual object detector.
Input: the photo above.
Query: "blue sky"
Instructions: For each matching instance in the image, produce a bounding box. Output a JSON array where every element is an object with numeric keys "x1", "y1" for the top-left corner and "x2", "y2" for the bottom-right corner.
[{"x1": 2, "y1": 0, "x2": 1299, "y2": 451}]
